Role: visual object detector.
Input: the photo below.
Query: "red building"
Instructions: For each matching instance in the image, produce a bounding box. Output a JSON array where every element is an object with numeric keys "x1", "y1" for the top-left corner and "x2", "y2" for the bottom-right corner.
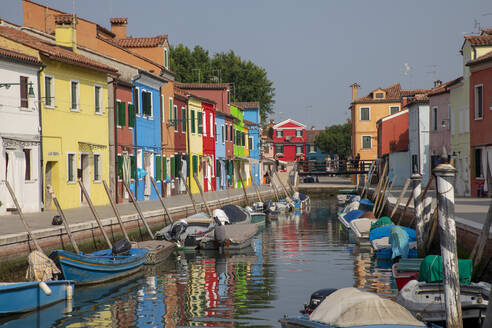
[
  {"x1": 468, "y1": 50, "x2": 492, "y2": 196},
  {"x1": 202, "y1": 100, "x2": 216, "y2": 191},
  {"x1": 376, "y1": 109, "x2": 409, "y2": 158},
  {"x1": 272, "y1": 119, "x2": 307, "y2": 162}
]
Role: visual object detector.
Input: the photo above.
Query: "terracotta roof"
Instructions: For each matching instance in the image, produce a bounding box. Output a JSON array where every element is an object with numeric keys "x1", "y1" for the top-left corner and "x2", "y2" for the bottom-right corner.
[
  {"x1": 183, "y1": 90, "x2": 216, "y2": 104},
  {"x1": 243, "y1": 119, "x2": 259, "y2": 126},
  {"x1": 464, "y1": 35, "x2": 492, "y2": 46},
  {"x1": 231, "y1": 102, "x2": 244, "y2": 109},
  {"x1": 174, "y1": 88, "x2": 189, "y2": 100},
  {"x1": 232, "y1": 101, "x2": 260, "y2": 109},
  {"x1": 482, "y1": 28, "x2": 492, "y2": 35},
  {"x1": 115, "y1": 35, "x2": 168, "y2": 48},
  {"x1": 0, "y1": 26, "x2": 118, "y2": 74},
  {"x1": 467, "y1": 50, "x2": 492, "y2": 66},
  {"x1": 401, "y1": 89, "x2": 431, "y2": 97},
  {"x1": 427, "y1": 77, "x2": 463, "y2": 96},
  {"x1": 54, "y1": 14, "x2": 74, "y2": 25},
  {"x1": 0, "y1": 46, "x2": 43, "y2": 66},
  {"x1": 176, "y1": 83, "x2": 230, "y2": 90},
  {"x1": 306, "y1": 129, "x2": 323, "y2": 144},
  {"x1": 403, "y1": 94, "x2": 429, "y2": 108},
  {"x1": 110, "y1": 17, "x2": 128, "y2": 25},
  {"x1": 358, "y1": 83, "x2": 401, "y2": 101}
]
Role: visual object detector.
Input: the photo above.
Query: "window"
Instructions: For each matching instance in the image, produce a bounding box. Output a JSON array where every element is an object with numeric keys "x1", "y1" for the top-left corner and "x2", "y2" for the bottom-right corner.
[
  {"x1": 164, "y1": 47, "x2": 168, "y2": 68},
  {"x1": 137, "y1": 149, "x2": 143, "y2": 170},
  {"x1": 296, "y1": 130, "x2": 303, "y2": 137},
  {"x1": 362, "y1": 135, "x2": 371, "y2": 149},
  {"x1": 276, "y1": 130, "x2": 283, "y2": 138},
  {"x1": 133, "y1": 87, "x2": 140, "y2": 115},
  {"x1": 128, "y1": 103, "x2": 135, "y2": 128},
  {"x1": 475, "y1": 148, "x2": 483, "y2": 178},
  {"x1": 296, "y1": 145, "x2": 303, "y2": 154},
  {"x1": 412, "y1": 154, "x2": 419, "y2": 173},
  {"x1": 360, "y1": 107, "x2": 370, "y2": 121},
  {"x1": 155, "y1": 154, "x2": 161, "y2": 180},
  {"x1": 275, "y1": 145, "x2": 284, "y2": 154},
  {"x1": 198, "y1": 111, "x2": 203, "y2": 134},
  {"x1": 202, "y1": 112, "x2": 206, "y2": 136},
  {"x1": 117, "y1": 101, "x2": 126, "y2": 126},
  {"x1": 215, "y1": 123, "x2": 218, "y2": 142},
  {"x1": 94, "y1": 85, "x2": 102, "y2": 114},
  {"x1": 20, "y1": 76, "x2": 28, "y2": 108},
  {"x1": 191, "y1": 110, "x2": 196, "y2": 133},
  {"x1": 475, "y1": 85, "x2": 483, "y2": 119},
  {"x1": 23, "y1": 149, "x2": 31, "y2": 180},
  {"x1": 390, "y1": 106, "x2": 399, "y2": 115},
  {"x1": 248, "y1": 136, "x2": 253, "y2": 150},
  {"x1": 93, "y1": 154, "x2": 101, "y2": 181},
  {"x1": 222, "y1": 125, "x2": 225, "y2": 143},
  {"x1": 210, "y1": 113, "x2": 214, "y2": 137},
  {"x1": 433, "y1": 107, "x2": 438, "y2": 131},
  {"x1": 174, "y1": 105, "x2": 178, "y2": 130},
  {"x1": 70, "y1": 80, "x2": 79, "y2": 111},
  {"x1": 375, "y1": 92, "x2": 384, "y2": 99},
  {"x1": 142, "y1": 90, "x2": 152, "y2": 117},
  {"x1": 182, "y1": 108, "x2": 187, "y2": 132},
  {"x1": 229, "y1": 125, "x2": 233, "y2": 141},
  {"x1": 67, "y1": 153, "x2": 76, "y2": 182},
  {"x1": 310, "y1": 145, "x2": 316, "y2": 153},
  {"x1": 44, "y1": 75, "x2": 54, "y2": 107},
  {"x1": 226, "y1": 90, "x2": 230, "y2": 105}
]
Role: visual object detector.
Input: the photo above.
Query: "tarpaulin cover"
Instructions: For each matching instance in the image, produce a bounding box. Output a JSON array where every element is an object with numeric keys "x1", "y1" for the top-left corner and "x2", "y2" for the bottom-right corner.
[
  {"x1": 339, "y1": 201, "x2": 359, "y2": 216},
  {"x1": 370, "y1": 225, "x2": 416, "y2": 242},
  {"x1": 417, "y1": 255, "x2": 473, "y2": 284},
  {"x1": 221, "y1": 205, "x2": 248, "y2": 224},
  {"x1": 298, "y1": 192, "x2": 308, "y2": 201},
  {"x1": 360, "y1": 198, "x2": 374, "y2": 207},
  {"x1": 370, "y1": 216, "x2": 393, "y2": 231},
  {"x1": 389, "y1": 226, "x2": 410, "y2": 259},
  {"x1": 309, "y1": 287, "x2": 425, "y2": 327},
  {"x1": 347, "y1": 195, "x2": 360, "y2": 202},
  {"x1": 26, "y1": 251, "x2": 61, "y2": 281},
  {"x1": 344, "y1": 210, "x2": 365, "y2": 223}
]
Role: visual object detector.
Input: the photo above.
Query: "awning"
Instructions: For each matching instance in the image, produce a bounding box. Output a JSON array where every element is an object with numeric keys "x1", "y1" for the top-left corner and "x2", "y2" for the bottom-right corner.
[{"x1": 1, "y1": 135, "x2": 40, "y2": 148}]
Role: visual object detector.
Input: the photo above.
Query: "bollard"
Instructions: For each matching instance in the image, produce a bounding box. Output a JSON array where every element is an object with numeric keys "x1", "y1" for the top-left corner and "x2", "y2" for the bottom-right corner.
[
  {"x1": 433, "y1": 163, "x2": 463, "y2": 328},
  {"x1": 411, "y1": 173, "x2": 425, "y2": 257}
]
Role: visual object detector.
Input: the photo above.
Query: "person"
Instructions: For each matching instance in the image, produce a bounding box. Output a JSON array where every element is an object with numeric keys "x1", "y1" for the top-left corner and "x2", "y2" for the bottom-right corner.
[{"x1": 354, "y1": 153, "x2": 360, "y2": 169}]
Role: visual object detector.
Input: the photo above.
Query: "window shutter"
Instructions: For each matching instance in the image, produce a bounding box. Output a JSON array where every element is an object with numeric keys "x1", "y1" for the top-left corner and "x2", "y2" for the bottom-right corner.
[
  {"x1": 162, "y1": 156, "x2": 167, "y2": 179},
  {"x1": 155, "y1": 155, "x2": 161, "y2": 180},
  {"x1": 128, "y1": 104, "x2": 134, "y2": 127},
  {"x1": 182, "y1": 108, "x2": 186, "y2": 132},
  {"x1": 192, "y1": 155, "x2": 198, "y2": 175},
  {"x1": 117, "y1": 155, "x2": 123, "y2": 179},
  {"x1": 198, "y1": 112, "x2": 203, "y2": 134},
  {"x1": 171, "y1": 157, "x2": 176, "y2": 178},
  {"x1": 130, "y1": 156, "x2": 136, "y2": 179},
  {"x1": 118, "y1": 102, "x2": 126, "y2": 126},
  {"x1": 20, "y1": 76, "x2": 28, "y2": 108},
  {"x1": 191, "y1": 110, "x2": 195, "y2": 133},
  {"x1": 169, "y1": 98, "x2": 173, "y2": 121}
]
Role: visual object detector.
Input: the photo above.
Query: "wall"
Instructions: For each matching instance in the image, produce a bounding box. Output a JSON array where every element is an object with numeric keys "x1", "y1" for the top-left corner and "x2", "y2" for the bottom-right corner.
[
  {"x1": 378, "y1": 110, "x2": 409, "y2": 157},
  {"x1": 161, "y1": 81, "x2": 175, "y2": 158},
  {"x1": 409, "y1": 103, "x2": 430, "y2": 185},
  {"x1": 273, "y1": 120, "x2": 306, "y2": 162},
  {"x1": 215, "y1": 113, "x2": 226, "y2": 190},
  {"x1": 429, "y1": 92, "x2": 451, "y2": 161},
  {"x1": 187, "y1": 97, "x2": 203, "y2": 193},
  {"x1": 202, "y1": 101, "x2": 216, "y2": 192},
  {"x1": 388, "y1": 151, "x2": 411, "y2": 187}
]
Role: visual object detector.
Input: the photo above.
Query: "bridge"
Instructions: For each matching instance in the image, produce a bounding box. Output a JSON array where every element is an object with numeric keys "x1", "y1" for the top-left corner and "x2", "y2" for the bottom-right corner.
[{"x1": 296, "y1": 160, "x2": 377, "y2": 176}]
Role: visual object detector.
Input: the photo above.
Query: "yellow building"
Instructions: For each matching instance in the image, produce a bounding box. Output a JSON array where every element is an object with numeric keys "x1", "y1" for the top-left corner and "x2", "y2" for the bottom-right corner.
[
  {"x1": 187, "y1": 95, "x2": 203, "y2": 194},
  {"x1": 0, "y1": 21, "x2": 117, "y2": 209}
]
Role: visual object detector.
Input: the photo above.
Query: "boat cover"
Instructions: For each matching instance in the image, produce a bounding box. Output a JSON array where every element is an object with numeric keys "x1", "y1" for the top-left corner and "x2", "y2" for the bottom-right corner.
[
  {"x1": 359, "y1": 198, "x2": 374, "y2": 207},
  {"x1": 396, "y1": 258, "x2": 424, "y2": 272},
  {"x1": 370, "y1": 225, "x2": 416, "y2": 242},
  {"x1": 298, "y1": 193, "x2": 308, "y2": 201},
  {"x1": 26, "y1": 251, "x2": 61, "y2": 281},
  {"x1": 344, "y1": 210, "x2": 365, "y2": 223},
  {"x1": 389, "y1": 226, "x2": 410, "y2": 259},
  {"x1": 417, "y1": 255, "x2": 473, "y2": 284},
  {"x1": 221, "y1": 205, "x2": 248, "y2": 223},
  {"x1": 309, "y1": 287, "x2": 425, "y2": 327},
  {"x1": 347, "y1": 195, "x2": 360, "y2": 202},
  {"x1": 370, "y1": 216, "x2": 393, "y2": 231}
]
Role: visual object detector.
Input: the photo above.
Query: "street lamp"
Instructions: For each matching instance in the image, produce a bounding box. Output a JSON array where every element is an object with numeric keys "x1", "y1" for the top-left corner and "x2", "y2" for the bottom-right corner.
[{"x1": 0, "y1": 81, "x2": 36, "y2": 98}]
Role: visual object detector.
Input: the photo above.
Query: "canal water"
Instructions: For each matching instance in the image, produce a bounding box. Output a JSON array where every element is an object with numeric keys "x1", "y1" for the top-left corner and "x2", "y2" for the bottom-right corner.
[{"x1": 0, "y1": 196, "x2": 397, "y2": 328}]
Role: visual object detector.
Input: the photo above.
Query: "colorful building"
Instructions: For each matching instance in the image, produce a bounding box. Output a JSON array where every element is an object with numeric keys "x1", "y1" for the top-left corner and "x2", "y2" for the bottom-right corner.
[
  {"x1": 173, "y1": 88, "x2": 188, "y2": 195},
  {"x1": 202, "y1": 100, "x2": 216, "y2": 192},
  {"x1": 0, "y1": 46, "x2": 43, "y2": 214},
  {"x1": 237, "y1": 102, "x2": 262, "y2": 186},
  {"x1": 231, "y1": 104, "x2": 245, "y2": 188},
  {"x1": 272, "y1": 119, "x2": 306, "y2": 163},
  {"x1": 186, "y1": 95, "x2": 204, "y2": 194}
]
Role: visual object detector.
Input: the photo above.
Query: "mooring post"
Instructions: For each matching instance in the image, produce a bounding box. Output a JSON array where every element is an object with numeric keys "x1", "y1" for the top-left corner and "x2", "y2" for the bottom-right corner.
[
  {"x1": 469, "y1": 198, "x2": 492, "y2": 273},
  {"x1": 411, "y1": 172, "x2": 425, "y2": 257},
  {"x1": 433, "y1": 163, "x2": 463, "y2": 328},
  {"x1": 180, "y1": 176, "x2": 198, "y2": 214},
  {"x1": 193, "y1": 173, "x2": 212, "y2": 216}
]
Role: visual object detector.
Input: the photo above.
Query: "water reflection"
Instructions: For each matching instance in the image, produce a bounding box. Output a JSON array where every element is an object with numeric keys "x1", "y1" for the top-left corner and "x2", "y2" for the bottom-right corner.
[{"x1": 1, "y1": 197, "x2": 398, "y2": 328}]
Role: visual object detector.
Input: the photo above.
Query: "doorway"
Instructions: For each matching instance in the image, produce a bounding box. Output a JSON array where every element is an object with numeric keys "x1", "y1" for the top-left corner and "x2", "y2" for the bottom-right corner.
[
  {"x1": 45, "y1": 161, "x2": 55, "y2": 209},
  {"x1": 80, "y1": 153, "x2": 90, "y2": 204}
]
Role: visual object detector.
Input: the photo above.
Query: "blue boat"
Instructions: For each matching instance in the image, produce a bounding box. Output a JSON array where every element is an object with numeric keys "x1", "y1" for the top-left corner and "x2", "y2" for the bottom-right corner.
[
  {"x1": 50, "y1": 248, "x2": 148, "y2": 285},
  {"x1": 0, "y1": 280, "x2": 74, "y2": 315},
  {"x1": 338, "y1": 209, "x2": 365, "y2": 228},
  {"x1": 369, "y1": 225, "x2": 417, "y2": 260}
]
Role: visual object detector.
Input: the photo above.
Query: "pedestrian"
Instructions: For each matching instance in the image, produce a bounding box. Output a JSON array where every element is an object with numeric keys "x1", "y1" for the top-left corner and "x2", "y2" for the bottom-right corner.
[{"x1": 355, "y1": 153, "x2": 360, "y2": 169}]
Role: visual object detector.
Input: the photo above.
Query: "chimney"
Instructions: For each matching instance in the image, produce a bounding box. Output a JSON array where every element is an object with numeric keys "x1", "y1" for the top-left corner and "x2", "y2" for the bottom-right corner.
[
  {"x1": 350, "y1": 83, "x2": 360, "y2": 101},
  {"x1": 433, "y1": 80, "x2": 443, "y2": 88},
  {"x1": 110, "y1": 18, "x2": 128, "y2": 39},
  {"x1": 54, "y1": 14, "x2": 77, "y2": 53}
]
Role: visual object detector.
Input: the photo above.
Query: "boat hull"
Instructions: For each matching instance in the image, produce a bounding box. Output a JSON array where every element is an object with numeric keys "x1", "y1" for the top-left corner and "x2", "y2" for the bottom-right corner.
[
  {"x1": 50, "y1": 248, "x2": 148, "y2": 285},
  {"x1": 280, "y1": 317, "x2": 425, "y2": 328},
  {"x1": 0, "y1": 280, "x2": 73, "y2": 315}
]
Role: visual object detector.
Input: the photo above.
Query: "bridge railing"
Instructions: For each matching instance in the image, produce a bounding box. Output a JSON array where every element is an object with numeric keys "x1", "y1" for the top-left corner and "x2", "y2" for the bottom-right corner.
[{"x1": 296, "y1": 159, "x2": 377, "y2": 175}]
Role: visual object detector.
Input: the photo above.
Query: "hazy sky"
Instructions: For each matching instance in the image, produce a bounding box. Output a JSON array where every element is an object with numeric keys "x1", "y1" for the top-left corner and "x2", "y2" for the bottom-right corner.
[{"x1": 3, "y1": 0, "x2": 492, "y2": 128}]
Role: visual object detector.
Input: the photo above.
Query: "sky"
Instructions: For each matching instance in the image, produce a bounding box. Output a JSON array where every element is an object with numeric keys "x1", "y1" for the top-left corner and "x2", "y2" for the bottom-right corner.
[{"x1": 3, "y1": 0, "x2": 492, "y2": 128}]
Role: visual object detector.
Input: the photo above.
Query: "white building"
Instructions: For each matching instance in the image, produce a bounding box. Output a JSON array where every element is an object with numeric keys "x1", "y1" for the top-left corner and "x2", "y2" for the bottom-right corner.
[
  {"x1": 407, "y1": 96, "x2": 431, "y2": 186},
  {"x1": 0, "y1": 47, "x2": 43, "y2": 214}
]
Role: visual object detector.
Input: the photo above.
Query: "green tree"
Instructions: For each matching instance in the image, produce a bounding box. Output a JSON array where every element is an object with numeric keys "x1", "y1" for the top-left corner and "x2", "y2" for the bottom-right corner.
[
  {"x1": 315, "y1": 123, "x2": 351, "y2": 159},
  {"x1": 170, "y1": 45, "x2": 275, "y2": 122}
]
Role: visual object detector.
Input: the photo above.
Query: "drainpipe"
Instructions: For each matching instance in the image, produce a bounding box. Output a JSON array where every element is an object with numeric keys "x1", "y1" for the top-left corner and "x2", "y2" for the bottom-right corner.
[
  {"x1": 37, "y1": 64, "x2": 45, "y2": 211},
  {"x1": 159, "y1": 85, "x2": 164, "y2": 196}
]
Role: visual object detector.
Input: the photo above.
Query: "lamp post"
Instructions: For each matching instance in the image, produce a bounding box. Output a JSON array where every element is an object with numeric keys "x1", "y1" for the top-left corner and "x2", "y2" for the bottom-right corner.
[{"x1": 0, "y1": 81, "x2": 36, "y2": 98}]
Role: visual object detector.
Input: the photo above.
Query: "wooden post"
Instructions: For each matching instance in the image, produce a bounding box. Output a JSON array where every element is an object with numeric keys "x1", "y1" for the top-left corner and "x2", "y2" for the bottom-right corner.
[
  {"x1": 78, "y1": 180, "x2": 112, "y2": 249},
  {"x1": 47, "y1": 185, "x2": 80, "y2": 254},
  {"x1": 237, "y1": 169, "x2": 250, "y2": 206},
  {"x1": 372, "y1": 160, "x2": 388, "y2": 203},
  {"x1": 250, "y1": 172, "x2": 263, "y2": 203},
  {"x1": 180, "y1": 176, "x2": 198, "y2": 214},
  {"x1": 4, "y1": 180, "x2": 43, "y2": 253},
  {"x1": 469, "y1": 198, "x2": 492, "y2": 272},
  {"x1": 150, "y1": 176, "x2": 173, "y2": 226},
  {"x1": 397, "y1": 191, "x2": 414, "y2": 225},
  {"x1": 425, "y1": 208, "x2": 439, "y2": 253},
  {"x1": 410, "y1": 173, "x2": 426, "y2": 257},
  {"x1": 373, "y1": 175, "x2": 388, "y2": 215},
  {"x1": 269, "y1": 171, "x2": 281, "y2": 201},
  {"x1": 274, "y1": 171, "x2": 290, "y2": 199},
  {"x1": 122, "y1": 181, "x2": 154, "y2": 239},
  {"x1": 193, "y1": 173, "x2": 212, "y2": 216},
  {"x1": 433, "y1": 163, "x2": 463, "y2": 328},
  {"x1": 390, "y1": 178, "x2": 411, "y2": 219},
  {"x1": 377, "y1": 175, "x2": 397, "y2": 218},
  {"x1": 102, "y1": 181, "x2": 130, "y2": 242},
  {"x1": 361, "y1": 162, "x2": 375, "y2": 198}
]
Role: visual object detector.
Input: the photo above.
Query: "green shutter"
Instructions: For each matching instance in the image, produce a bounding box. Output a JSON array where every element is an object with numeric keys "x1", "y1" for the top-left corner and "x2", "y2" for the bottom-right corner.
[
  {"x1": 155, "y1": 155, "x2": 161, "y2": 180},
  {"x1": 182, "y1": 108, "x2": 187, "y2": 132},
  {"x1": 191, "y1": 110, "x2": 195, "y2": 133},
  {"x1": 162, "y1": 156, "x2": 167, "y2": 180},
  {"x1": 128, "y1": 104, "x2": 134, "y2": 127},
  {"x1": 117, "y1": 155, "x2": 123, "y2": 179},
  {"x1": 228, "y1": 161, "x2": 233, "y2": 186},
  {"x1": 117, "y1": 101, "x2": 126, "y2": 126},
  {"x1": 197, "y1": 112, "x2": 202, "y2": 134},
  {"x1": 171, "y1": 157, "x2": 176, "y2": 178},
  {"x1": 192, "y1": 155, "x2": 198, "y2": 174},
  {"x1": 130, "y1": 156, "x2": 136, "y2": 179},
  {"x1": 169, "y1": 98, "x2": 173, "y2": 121}
]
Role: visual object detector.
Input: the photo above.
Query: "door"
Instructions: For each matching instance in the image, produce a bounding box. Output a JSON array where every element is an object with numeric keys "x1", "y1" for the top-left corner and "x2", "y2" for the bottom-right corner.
[
  {"x1": 45, "y1": 161, "x2": 54, "y2": 209},
  {"x1": 80, "y1": 154, "x2": 90, "y2": 204}
]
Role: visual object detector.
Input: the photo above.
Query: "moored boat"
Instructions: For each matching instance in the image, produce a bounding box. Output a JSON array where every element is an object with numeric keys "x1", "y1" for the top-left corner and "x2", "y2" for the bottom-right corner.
[
  {"x1": 337, "y1": 209, "x2": 365, "y2": 229},
  {"x1": 392, "y1": 258, "x2": 422, "y2": 291},
  {"x1": 199, "y1": 223, "x2": 258, "y2": 250},
  {"x1": 369, "y1": 225, "x2": 417, "y2": 259}
]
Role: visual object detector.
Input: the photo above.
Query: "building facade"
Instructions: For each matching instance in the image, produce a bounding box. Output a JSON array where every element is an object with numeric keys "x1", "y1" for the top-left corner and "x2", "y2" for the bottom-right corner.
[
  {"x1": 202, "y1": 100, "x2": 216, "y2": 192},
  {"x1": 272, "y1": 119, "x2": 306, "y2": 163},
  {"x1": 186, "y1": 95, "x2": 203, "y2": 194},
  {"x1": 238, "y1": 102, "x2": 262, "y2": 186},
  {"x1": 407, "y1": 96, "x2": 431, "y2": 185}
]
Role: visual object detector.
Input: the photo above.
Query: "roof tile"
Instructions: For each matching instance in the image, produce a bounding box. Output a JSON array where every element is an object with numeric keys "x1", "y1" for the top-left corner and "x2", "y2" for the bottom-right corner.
[
  {"x1": 468, "y1": 50, "x2": 492, "y2": 66},
  {"x1": 115, "y1": 35, "x2": 168, "y2": 48},
  {"x1": 306, "y1": 129, "x2": 323, "y2": 143},
  {"x1": 54, "y1": 14, "x2": 74, "y2": 25},
  {"x1": 232, "y1": 101, "x2": 260, "y2": 109},
  {"x1": 0, "y1": 46, "x2": 42, "y2": 65},
  {"x1": 110, "y1": 17, "x2": 128, "y2": 25},
  {"x1": 464, "y1": 35, "x2": 492, "y2": 46},
  {"x1": 176, "y1": 82, "x2": 230, "y2": 90}
]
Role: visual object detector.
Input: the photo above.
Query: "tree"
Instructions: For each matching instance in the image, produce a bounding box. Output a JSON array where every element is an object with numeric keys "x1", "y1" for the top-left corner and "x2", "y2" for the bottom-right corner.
[
  {"x1": 170, "y1": 45, "x2": 275, "y2": 122},
  {"x1": 315, "y1": 123, "x2": 351, "y2": 159}
]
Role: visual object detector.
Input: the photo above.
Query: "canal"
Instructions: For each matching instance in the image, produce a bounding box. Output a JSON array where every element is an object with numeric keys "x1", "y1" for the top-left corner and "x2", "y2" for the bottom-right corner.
[{"x1": 0, "y1": 196, "x2": 397, "y2": 328}]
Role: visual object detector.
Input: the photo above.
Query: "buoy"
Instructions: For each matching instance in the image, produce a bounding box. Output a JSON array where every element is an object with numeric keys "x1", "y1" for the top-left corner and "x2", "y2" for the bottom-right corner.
[{"x1": 39, "y1": 282, "x2": 52, "y2": 296}]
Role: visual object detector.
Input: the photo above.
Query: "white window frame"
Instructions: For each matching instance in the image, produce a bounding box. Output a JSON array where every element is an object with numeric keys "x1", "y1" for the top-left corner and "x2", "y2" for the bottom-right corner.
[
  {"x1": 296, "y1": 145, "x2": 303, "y2": 155},
  {"x1": 360, "y1": 107, "x2": 370, "y2": 121},
  {"x1": 276, "y1": 130, "x2": 282, "y2": 138},
  {"x1": 361, "y1": 135, "x2": 372, "y2": 149},
  {"x1": 70, "y1": 79, "x2": 80, "y2": 112},
  {"x1": 310, "y1": 144, "x2": 316, "y2": 153},
  {"x1": 215, "y1": 122, "x2": 218, "y2": 143},
  {"x1": 94, "y1": 84, "x2": 103, "y2": 114},
  {"x1": 226, "y1": 90, "x2": 230, "y2": 106},
  {"x1": 161, "y1": 94, "x2": 165, "y2": 123},
  {"x1": 432, "y1": 106, "x2": 438, "y2": 131},
  {"x1": 474, "y1": 84, "x2": 483, "y2": 120},
  {"x1": 212, "y1": 155, "x2": 215, "y2": 177},
  {"x1": 44, "y1": 74, "x2": 55, "y2": 109},
  {"x1": 296, "y1": 130, "x2": 302, "y2": 137},
  {"x1": 203, "y1": 111, "x2": 207, "y2": 136},
  {"x1": 93, "y1": 153, "x2": 102, "y2": 182},
  {"x1": 210, "y1": 113, "x2": 214, "y2": 138},
  {"x1": 135, "y1": 87, "x2": 140, "y2": 116},
  {"x1": 67, "y1": 152, "x2": 77, "y2": 183},
  {"x1": 168, "y1": 97, "x2": 173, "y2": 122},
  {"x1": 389, "y1": 106, "x2": 400, "y2": 115}
]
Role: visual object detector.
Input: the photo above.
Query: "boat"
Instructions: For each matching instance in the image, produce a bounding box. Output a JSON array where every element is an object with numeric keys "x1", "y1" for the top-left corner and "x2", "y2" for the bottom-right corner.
[
  {"x1": 50, "y1": 247, "x2": 148, "y2": 285},
  {"x1": 0, "y1": 280, "x2": 74, "y2": 315},
  {"x1": 199, "y1": 223, "x2": 258, "y2": 250},
  {"x1": 337, "y1": 199, "x2": 359, "y2": 217},
  {"x1": 220, "y1": 204, "x2": 252, "y2": 224},
  {"x1": 358, "y1": 198, "x2": 374, "y2": 212},
  {"x1": 337, "y1": 209, "x2": 365, "y2": 229},
  {"x1": 392, "y1": 258, "x2": 423, "y2": 291},
  {"x1": 136, "y1": 239, "x2": 176, "y2": 265},
  {"x1": 292, "y1": 192, "x2": 310, "y2": 209},
  {"x1": 349, "y1": 216, "x2": 378, "y2": 241},
  {"x1": 279, "y1": 287, "x2": 427, "y2": 328},
  {"x1": 369, "y1": 225, "x2": 417, "y2": 260},
  {"x1": 245, "y1": 206, "x2": 267, "y2": 225}
]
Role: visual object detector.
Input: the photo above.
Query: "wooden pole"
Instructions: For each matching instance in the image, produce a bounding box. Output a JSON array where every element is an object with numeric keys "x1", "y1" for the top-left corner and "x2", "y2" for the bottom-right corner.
[
  {"x1": 372, "y1": 160, "x2": 388, "y2": 203},
  {"x1": 150, "y1": 176, "x2": 173, "y2": 225},
  {"x1": 122, "y1": 180, "x2": 154, "y2": 239},
  {"x1": 425, "y1": 208, "x2": 439, "y2": 253},
  {"x1": 102, "y1": 181, "x2": 130, "y2": 241},
  {"x1": 373, "y1": 175, "x2": 388, "y2": 216},
  {"x1": 193, "y1": 173, "x2": 212, "y2": 216},
  {"x1": 269, "y1": 171, "x2": 281, "y2": 201},
  {"x1": 78, "y1": 180, "x2": 112, "y2": 249},
  {"x1": 361, "y1": 161, "x2": 375, "y2": 198},
  {"x1": 469, "y1": 198, "x2": 492, "y2": 272},
  {"x1": 390, "y1": 178, "x2": 411, "y2": 219},
  {"x1": 180, "y1": 176, "x2": 198, "y2": 214},
  {"x1": 4, "y1": 180, "x2": 43, "y2": 253},
  {"x1": 47, "y1": 185, "x2": 80, "y2": 254},
  {"x1": 237, "y1": 169, "x2": 250, "y2": 206},
  {"x1": 433, "y1": 163, "x2": 463, "y2": 328},
  {"x1": 250, "y1": 172, "x2": 263, "y2": 203},
  {"x1": 397, "y1": 191, "x2": 414, "y2": 225},
  {"x1": 274, "y1": 171, "x2": 290, "y2": 199},
  {"x1": 377, "y1": 175, "x2": 397, "y2": 218},
  {"x1": 410, "y1": 173, "x2": 426, "y2": 257}
]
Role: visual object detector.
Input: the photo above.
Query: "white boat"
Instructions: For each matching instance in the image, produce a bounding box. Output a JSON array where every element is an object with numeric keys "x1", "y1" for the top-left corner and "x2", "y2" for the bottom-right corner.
[{"x1": 349, "y1": 217, "x2": 377, "y2": 240}]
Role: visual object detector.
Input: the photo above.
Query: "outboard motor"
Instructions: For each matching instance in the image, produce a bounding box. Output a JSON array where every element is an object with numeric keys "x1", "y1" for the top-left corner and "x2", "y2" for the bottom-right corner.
[
  {"x1": 301, "y1": 288, "x2": 337, "y2": 315},
  {"x1": 264, "y1": 200, "x2": 274, "y2": 214},
  {"x1": 214, "y1": 216, "x2": 226, "y2": 253},
  {"x1": 165, "y1": 220, "x2": 188, "y2": 241},
  {"x1": 112, "y1": 238, "x2": 131, "y2": 256},
  {"x1": 213, "y1": 209, "x2": 230, "y2": 225}
]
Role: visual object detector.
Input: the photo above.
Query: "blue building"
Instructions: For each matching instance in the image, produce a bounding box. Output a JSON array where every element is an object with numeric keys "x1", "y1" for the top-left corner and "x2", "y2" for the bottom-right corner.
[
  {"x1": 305, "y1": 129, "x2": 329, "y2": 162},
  {"x1": 132, "y1": 70, "x2": 167, "y2": 200},
  {"x1": 215, "y1": 112, "x2": 227, "y2": 190},
  {"x1": 238, "y1": 102, "x2": 261, "y2": 185}
]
